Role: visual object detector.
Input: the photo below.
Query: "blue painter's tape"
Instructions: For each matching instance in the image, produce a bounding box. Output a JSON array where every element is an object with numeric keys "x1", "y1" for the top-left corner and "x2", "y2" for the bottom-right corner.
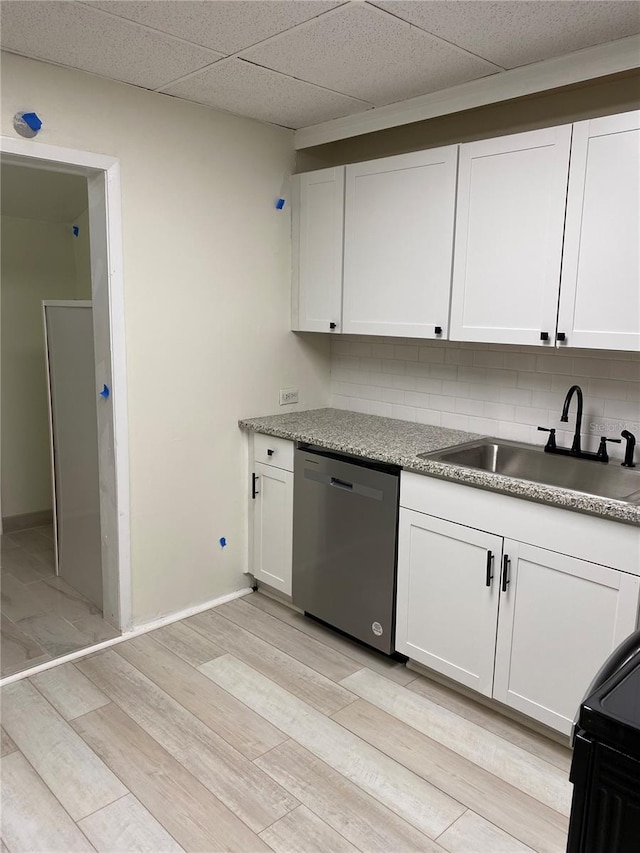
[
  {"x1": 219, "y1": 537, "x2": 227, "y2": 548},
  {"x1": 99, "y1": 384, "x2": 110, "y2": 399},
  {"x1": 22, "y1": 112, "x2": 42, "y2": 131},
  {"x1": 275, "y1": 198, "x2": 285, "y2": 210},
  {"x1": 72, "y1": 225, "x2": 79, "y2": 237}
]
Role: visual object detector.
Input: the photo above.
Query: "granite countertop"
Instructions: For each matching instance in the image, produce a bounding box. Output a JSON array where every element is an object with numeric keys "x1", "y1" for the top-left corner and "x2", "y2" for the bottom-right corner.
[{"x1": 239, "y1": 408, "x2": 640, "y2": 526}]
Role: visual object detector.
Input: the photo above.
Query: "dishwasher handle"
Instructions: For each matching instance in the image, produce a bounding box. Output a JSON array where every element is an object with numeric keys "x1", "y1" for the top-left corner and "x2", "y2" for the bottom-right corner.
[{"x1": 330, "y1": 476, "x2": 353, "y2": 491}]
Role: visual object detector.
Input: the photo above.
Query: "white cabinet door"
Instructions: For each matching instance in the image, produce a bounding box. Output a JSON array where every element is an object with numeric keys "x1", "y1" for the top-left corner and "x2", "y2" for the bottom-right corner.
[
  {"x1": 292, "y1": 167, "x2": 344, "y2": 333},
  {"x1": 558, "y1": 111, "x2": 640, "y2": 351},
  {"x1": 342, "y1": 147, "x2": 458, "y2": 338},
  {"x1": 494, "y1": 541, "x2": 640, "y2": 735},
  {"x1": 252, "y1": 461, "x2": 293, "y2": 596},
  {"x1": 396, "y1": 510, "x2": 503, "y2": 697},
  {"x1": 450, "y1": 126, "x2": 572, "y2": 345}
]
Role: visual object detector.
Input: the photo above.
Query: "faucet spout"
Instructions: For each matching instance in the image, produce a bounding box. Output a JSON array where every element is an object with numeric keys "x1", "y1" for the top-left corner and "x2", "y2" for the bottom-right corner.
[{"x1": 561, "y1": 385, "x2": 583, "y2": 453}]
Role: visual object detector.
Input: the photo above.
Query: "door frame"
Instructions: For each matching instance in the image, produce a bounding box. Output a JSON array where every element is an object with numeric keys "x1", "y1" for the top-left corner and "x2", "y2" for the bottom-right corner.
[{"x1": 1, "y1": 136, "x2": 131, "y2": 632}]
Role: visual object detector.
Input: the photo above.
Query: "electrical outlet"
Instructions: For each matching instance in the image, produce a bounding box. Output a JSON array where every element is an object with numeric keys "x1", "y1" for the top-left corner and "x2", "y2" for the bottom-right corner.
[{"x1": 279, "y1": 388, "x2": 299, "y2": 405}]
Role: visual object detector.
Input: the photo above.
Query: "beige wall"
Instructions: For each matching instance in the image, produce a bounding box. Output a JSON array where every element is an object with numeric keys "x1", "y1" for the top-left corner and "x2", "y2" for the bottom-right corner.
[
  {"x1": 1, "y1": 52, "x2": 330, "y2": 623},
  {"x1": 297, "y1": 69, "x2": 640, "y2": 170},
  {"x1": 0, "y1": 216, "x2": 80, "y2": 517}
]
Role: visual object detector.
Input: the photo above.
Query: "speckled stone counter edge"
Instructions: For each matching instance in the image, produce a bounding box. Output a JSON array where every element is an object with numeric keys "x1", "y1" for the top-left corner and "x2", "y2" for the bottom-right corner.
[{"x1": 239, "y1": 408, "x2": 640, "y2": 526}]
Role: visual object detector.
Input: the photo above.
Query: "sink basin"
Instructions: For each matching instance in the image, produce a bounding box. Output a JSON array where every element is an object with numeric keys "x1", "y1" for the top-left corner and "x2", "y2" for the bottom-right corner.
[{"x1": 420, "y1": 439, "x2": 640, "y2": 504}]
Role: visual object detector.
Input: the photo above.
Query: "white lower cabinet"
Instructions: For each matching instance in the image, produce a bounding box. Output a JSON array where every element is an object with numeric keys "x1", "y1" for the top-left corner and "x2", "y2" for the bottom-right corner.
[
  {"x1": 251, "y1": 444, "x2": 293, "y2": 596},
  {"x1": 493, "y1": 541, "x2": 640, "y2": 733},
  {"x1": 396, "y1": 511, "x2": 502, "y2": 697},
  {"x1": 396, "y1": 505, "x2": 640, "y2": 736}
]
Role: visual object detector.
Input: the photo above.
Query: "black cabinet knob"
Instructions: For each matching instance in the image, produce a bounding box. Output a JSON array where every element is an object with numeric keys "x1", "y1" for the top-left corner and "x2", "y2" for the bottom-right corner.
[
  {"x1": 540, "y1": 331, "x2": 549, "y2": 341},
  {"x1": 557, "y1": 332, "x2": 566, "y2": 342},
  {"x1": 329, "y1": 322, "x2": 337, "y2": 330},
  {"x1": 434, "y1": 326, "x2": 443, "y2": 336}
]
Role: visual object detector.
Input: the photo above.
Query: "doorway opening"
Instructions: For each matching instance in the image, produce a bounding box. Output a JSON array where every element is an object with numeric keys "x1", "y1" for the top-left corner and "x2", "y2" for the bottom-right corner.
[{"x1": 0, "y1": 139, "x2": 130, "y2": 679}]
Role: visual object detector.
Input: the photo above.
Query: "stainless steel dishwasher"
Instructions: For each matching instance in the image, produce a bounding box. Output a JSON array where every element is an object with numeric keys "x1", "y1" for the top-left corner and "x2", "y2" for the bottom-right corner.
[{"x1": 292, "y1": 444, "x2": 400, "y2": 655}]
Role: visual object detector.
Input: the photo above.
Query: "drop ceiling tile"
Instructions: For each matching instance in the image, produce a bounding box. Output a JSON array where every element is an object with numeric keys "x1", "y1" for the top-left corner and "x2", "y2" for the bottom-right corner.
[
  {"x1": 373, "y1": 1, "x2": 640, "y2": 69},
  {"x1": 85, "y1": 1, "x2": 343, "y2": 54},
  {"x1": 161, "y1": 58, "x2": 371, "y2": 129},
  {"x1": 0, "y1": 1, "x2": 223, "y2": 90},
  {"x1": 241, "y1": 2, "x2": 501, "y2": 108}
]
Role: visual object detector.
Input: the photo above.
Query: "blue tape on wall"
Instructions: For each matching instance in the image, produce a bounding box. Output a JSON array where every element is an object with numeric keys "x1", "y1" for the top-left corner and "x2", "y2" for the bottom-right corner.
[
  {"x1": 72, "y1": 225, "x2": 79, "y2": 237},
  {"x1": 219, "y1": 537, "x2": 227, "y2": 548},
  {"x1": 99, "y1": 384, "x2": 110, "y2": 399},
  {"x1": 22, "y1": 112, "x2": 42, "y2": 131},
  {"x1": 275, "y1": 198, "x2": 285, "y2": 210}
]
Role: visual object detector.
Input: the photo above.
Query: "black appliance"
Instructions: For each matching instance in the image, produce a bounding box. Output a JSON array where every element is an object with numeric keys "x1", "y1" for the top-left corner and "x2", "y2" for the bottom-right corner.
[{"x1": 567, "y1": 628, "x2": 640, "y2": 852}]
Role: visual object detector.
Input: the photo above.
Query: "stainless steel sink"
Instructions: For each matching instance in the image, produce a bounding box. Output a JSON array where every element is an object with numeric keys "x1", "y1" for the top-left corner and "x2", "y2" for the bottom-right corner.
[{"x1": 419, "y1": 439, "x2": 640, "y2": 504}]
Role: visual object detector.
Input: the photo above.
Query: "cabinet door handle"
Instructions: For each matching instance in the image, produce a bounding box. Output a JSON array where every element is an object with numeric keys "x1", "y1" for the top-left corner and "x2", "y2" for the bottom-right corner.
[
  {"x1": 329, "y1": 322, "x2": 337, "y2": 330},
  {"x1": 434, "y1": 325, "x2": 443, "y2": 336},
  {"x1": 485, "y1": 550, "x2": 493, "y2": 587},
  {"x1": 557, "y1": 332, "x2": 566, "y2": 342},
  {"x1": 501, "y1": 554, "x2": 510, "y2": 593},
  {"x1": 540, "y1": 331, "x2": 549, "y2": 341},
  {"x1": 251, "y1": 473, "x2": 259, "y2": 499},
  {"x1": 267, "y1": 448, "x2": 275, "y2": 457}
]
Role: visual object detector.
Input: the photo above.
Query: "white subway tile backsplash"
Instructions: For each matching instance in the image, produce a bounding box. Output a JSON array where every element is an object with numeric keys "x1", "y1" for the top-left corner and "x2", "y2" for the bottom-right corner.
[
  {"x1": 430, "y1": 364, "x2": 459, "y2": 381},
  {"x1": 428, "y1": 394, "x2": 457, "y2": 413},
  {"x1": 587, "y1": 378, "x2": 630, "y2": 400},
  {"x1": 392, "y1": 404, "x2": 416, "y2": 421},
  {"x1": 369, "y1": 400, "x2": 393, "y2": 417},
  {"x1": 349, "y1": 398, "x2": 371, "y2": 414},
  {"x1": 445, "y1": 348, "x2": 474, "y2": 366},
  {"x1": 468, "y1": 416, "x2": 500, "y2": 434},
  {"x1": 380, "y1": 387, "x2": 405, "y2": 405},
  {"x1": 603, "y1": 399, "x2": 640, "y2": 422},
  {"x1": 415, "y1": 408, "x2": 442, "y2": 427},
  {"x1": 395, "y1": 345, "x2": 419, "y2": 361},
  {"x1": 442, "y1": 381, "x2": 470, "y2": 398},
  {"x1": 518, "y1": 372, "x2": 553, "y2": 391},
  {"x1": 419, "y1": 347, "x2": 446, "y2": 364},
  {"x1": 499, "y1": 387, "x2": 533, "y2": 406},
  {"x1": 515, "y1": 406, "x2": 550, "y2": 427},
  {"x1": 371, "y1": 343, "x2": 395, "y2": 359},
  {"x1": 610, "y1": 360, "x2": 640, "y2": 381},
  {"x1": 441, "y1": 412, "x2": 470, "y2": 430},
  {"x1": 330, "y1": 337, "x2": 638, "y2": 447},
  {"x1": 473, "y1": 350, "x2": 505, "y2": 368},
  {"x1": 468, "y1": 384, "x2": 502, "y2": 402},
  {"x1": 404, "y1": 391, "x2": 431, "y2": 409},
  {"x1": 455, "y1": 398, "x2": 485, "y2": 417},
  {"x1": 414, "y1": 377, "x2": 443, "y2": 394}
]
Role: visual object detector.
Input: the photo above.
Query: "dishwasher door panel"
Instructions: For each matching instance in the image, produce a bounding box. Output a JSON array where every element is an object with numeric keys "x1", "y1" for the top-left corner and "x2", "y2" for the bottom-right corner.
[{"x1": 292, "y1": 449, "x2": 399, "y2": 654}]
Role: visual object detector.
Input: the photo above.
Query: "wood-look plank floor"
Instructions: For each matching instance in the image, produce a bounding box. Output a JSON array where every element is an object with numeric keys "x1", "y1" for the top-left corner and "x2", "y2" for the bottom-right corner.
[
  {"x1": 0, "y1": 591, "x2": 572, "y2": 853},
  {"x1": 0, "y1": 527, "x2": 119, "y2": 677}
]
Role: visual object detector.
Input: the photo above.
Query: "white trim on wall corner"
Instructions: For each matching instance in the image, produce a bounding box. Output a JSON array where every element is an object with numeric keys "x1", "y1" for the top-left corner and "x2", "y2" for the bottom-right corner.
[
  {"x1": 0, "y1": 587, "x2": 255, "y2": 687},
  {"x1": 1, "y1": 134, "x2": 131, "y2": 632},
  {"x1": 294, "y1": 34, "x2": 640, "y2": 149}
]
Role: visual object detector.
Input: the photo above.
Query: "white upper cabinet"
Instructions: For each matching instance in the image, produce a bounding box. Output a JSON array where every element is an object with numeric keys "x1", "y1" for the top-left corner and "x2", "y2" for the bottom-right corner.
[
  {"x1": 557, "y1": 111, "x2": 640, "y2": 352},
  {"x1": 292, "y1": 167, "x2": 344, "y2": 333},
  {"x1": 342, "y1": 147, "x2": 458, "y2": 338},
  {"x1": 449, "y1": 126, "x2": 572, "y2": 346}
]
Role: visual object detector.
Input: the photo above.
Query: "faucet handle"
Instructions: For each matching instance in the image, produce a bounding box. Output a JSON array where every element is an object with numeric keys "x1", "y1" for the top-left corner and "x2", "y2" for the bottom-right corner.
[
  {"x1": 537, "y1": 426, "x2": 556, "y2": 451},
  {"x1": 597, "y1": 436, "x2": 621, "y2": 463}
]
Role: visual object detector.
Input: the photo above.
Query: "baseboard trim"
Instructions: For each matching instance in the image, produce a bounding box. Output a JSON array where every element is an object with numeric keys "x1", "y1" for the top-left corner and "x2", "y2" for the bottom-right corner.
[
  {"x1": 0, "y1": 586, "x2": 254, "y2": 686},
  {"x1": 2, "y1": 510, "x2": 54, "y2": 534}
]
